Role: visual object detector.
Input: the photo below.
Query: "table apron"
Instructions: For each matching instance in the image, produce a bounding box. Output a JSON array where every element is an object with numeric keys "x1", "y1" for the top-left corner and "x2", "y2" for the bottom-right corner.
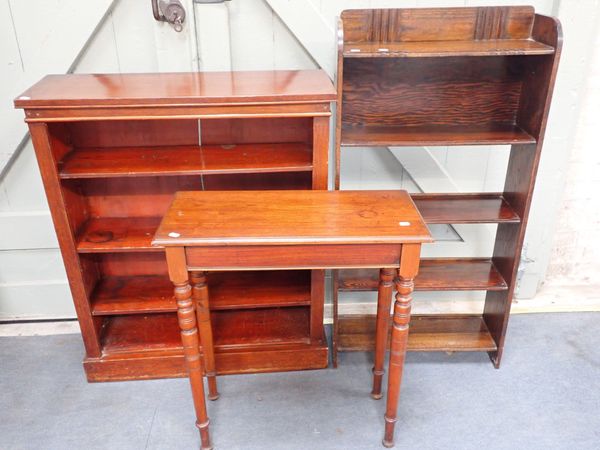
[{"x1": 185, "y1": 244, "x2": 401, "y2": 271}]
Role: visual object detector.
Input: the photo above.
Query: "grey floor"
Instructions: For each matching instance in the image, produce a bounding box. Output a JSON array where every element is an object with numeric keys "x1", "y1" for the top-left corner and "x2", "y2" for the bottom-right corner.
[{"x1": 1, "y1": 313, "x2": 599, "y2": 450}]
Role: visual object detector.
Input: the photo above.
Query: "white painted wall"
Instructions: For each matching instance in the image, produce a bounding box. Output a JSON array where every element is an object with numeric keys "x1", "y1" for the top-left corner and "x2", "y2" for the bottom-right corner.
[{"x1": 1, "y1": 0, "x2": 598, "y2": 319}]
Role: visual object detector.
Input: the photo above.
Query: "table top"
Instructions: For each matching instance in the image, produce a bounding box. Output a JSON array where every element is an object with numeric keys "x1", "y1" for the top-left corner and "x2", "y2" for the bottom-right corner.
[
  {"x1": 14, "y1": 70, "x2": 336, "y2": 109},
  {"x1": 153, "y1": 190, "x2": 432, "y2": 247}
]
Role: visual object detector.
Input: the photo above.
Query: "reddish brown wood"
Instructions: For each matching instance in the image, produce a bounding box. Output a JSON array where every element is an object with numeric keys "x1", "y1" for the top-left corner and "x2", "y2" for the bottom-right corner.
[
  {"x1": 339, "y1": 258, "x2": 508, "y2": 292},
  {"x1": 185, "y1": 244, "x2": 402, "y2": 270},
  {"x1": 84, "y1": 342, "x2": 329, "y2": 382},
  {"x1": 191, "y1": 272, "x2": 219, "y2": 401},
  {"x1": 154, "y1": 190, "x2": 431, "y2": 247},
  {"x1": 59, "y1": 143, "x2": 313, "y2": 179},
  {"x1": 77, "y1": 217, "x2": 161, "y2": 253},
  {"x1": 27, "y1": 123, "x2": 102, "y2": 357},
  {"x1": 101, "y1": 308, "x2": 311, "y2": 355},
  {"x1": 166, "y1": 248, "x2": 212, "y2": 450},
  {"x1": 90, "y1": 271, "x2": 312, "y2": 315},
  {"x1": 338, "y1": 315, "x2": 498, "y2": 352},
  {"x1": 15, "y1": 69, "x2": 334, "y2": 383},
  {"x1": 156, "y1": 189, "x2": 430, "y2": 448},
  {"x1": 382, "y1": 244, "x2": 421, "y2": 447},
  {"x1": 371, "y1": 268, "x2": 394, "y2": 400},
  {"x1": 15, "y1": 70, "x2": 336, "y2": 109}
]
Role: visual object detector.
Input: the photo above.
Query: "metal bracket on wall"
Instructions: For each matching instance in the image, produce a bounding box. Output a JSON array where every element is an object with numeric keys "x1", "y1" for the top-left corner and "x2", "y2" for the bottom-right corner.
[{"x1": 151, "y1": 0, "x2": 186, "y2": 32}]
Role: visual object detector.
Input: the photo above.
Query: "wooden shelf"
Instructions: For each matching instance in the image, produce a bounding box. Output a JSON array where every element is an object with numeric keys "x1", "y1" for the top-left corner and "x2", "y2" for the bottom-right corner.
[
  {"x1": 412, "y1": 193, "x2": 520, "y2": 224},
  {"x1": 341, "y1": 123, "x2": 535, "y2": 147},
  {"x1": 338, "y1": 314, "x2": 497, "y2": 352},
  {"x1": 100, "y1": 307, "x2": 311, "y2": 355},
  {"x1": 338, "y1": 258, "x2": 508, "y2": 292},
  {"x1": 343, "y1": 39, "x2": 554, "y2": 58},
  {"x1": 76, "y1": 217, "x2": 161, "y2": 253},
  {"x1": 91, "y1": 271, "x2": 311, "y2": 315},
  {"x1": 59, "y1": 143, "x2": 313, "y2": 179}
]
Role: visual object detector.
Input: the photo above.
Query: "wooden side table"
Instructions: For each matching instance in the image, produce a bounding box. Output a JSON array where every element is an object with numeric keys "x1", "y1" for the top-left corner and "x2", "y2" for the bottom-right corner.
[{"x1": 153, "y1": 190, "x2": 432, "y2": 449}]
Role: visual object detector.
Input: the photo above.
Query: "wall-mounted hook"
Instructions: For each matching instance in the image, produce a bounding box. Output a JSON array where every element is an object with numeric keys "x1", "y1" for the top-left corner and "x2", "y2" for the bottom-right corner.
[{"x1": 152, "y1": 0, "x2": 186, "y2": 32}]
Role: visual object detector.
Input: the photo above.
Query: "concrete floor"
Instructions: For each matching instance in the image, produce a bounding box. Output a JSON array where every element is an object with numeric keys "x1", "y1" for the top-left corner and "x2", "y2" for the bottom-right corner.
[{"x1": 1, "y1": 313, "x2": 599, "y2": 450}]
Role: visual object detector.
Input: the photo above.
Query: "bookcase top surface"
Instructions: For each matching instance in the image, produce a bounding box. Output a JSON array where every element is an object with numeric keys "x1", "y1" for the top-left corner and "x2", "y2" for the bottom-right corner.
[
  {"x1": 153, "y1": 190, "x2": 432, "y2": 247},
  {"x1": 14, "y1": 70, "x2": 336, "y2": 109}
]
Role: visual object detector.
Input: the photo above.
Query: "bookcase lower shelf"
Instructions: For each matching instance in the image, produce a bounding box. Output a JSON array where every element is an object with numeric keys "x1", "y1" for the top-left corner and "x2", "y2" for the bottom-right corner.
[
  {"x1": 338, "y1": 314, "x2": 497, "y2": 353},
  {"x1": 85, "y1": 310, "x2": 328, "y2": 382}
]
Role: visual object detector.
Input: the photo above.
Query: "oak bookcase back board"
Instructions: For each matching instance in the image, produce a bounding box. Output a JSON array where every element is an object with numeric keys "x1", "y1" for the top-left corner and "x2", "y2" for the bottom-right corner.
[
  {"x1": 333, "y1": 6, "x2": 562, "y2": 368},
  {"x1": 15, "y1": 70, "x2": 336, "y2": 381}
]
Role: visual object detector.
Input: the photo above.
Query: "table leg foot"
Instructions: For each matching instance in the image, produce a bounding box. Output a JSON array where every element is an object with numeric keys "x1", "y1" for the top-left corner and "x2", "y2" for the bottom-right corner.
[
  {"x1": 197, "y1": 419, "x2": 213, "y2": 450},
  {"x1": 382, "y1": 415, "x2": 397, "y2": 447},
  {"x1": 207, "y1": 375, "x2": 219, "y2": 400},
  {"x1": 372, "y1": 268, "x2": 394, "y2": 401}
]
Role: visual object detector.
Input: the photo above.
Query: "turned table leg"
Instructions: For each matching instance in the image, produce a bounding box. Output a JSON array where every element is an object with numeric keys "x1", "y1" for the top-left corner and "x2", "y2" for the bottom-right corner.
[
  {"x1": 382, "y1": 274, "x2": 414, "y2": 448},
  {"x1": 371, "y1": 268, "x2": 394, "y2": 399},
  {"x1": 175, "y1": 279, "x2": 213, "y2": 450},
  {"x1": 191, "y1": 271, "x2": 219, "y2": 401}
]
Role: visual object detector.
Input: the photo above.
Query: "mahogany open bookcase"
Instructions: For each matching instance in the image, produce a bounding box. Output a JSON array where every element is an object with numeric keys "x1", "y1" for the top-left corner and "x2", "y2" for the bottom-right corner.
[
  {"x1": 332, "y1": 6, "x2": 562, "y2": 367},
  {"x1": 15, "y1": 70, "x2": 336, "y2": 381}
]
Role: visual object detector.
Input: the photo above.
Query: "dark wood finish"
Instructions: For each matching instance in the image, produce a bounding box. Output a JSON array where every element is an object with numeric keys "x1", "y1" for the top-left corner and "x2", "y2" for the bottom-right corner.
[
  {"x1": 156, "y1": 189, "x2": 431, "y2": 449},
  {"x1": 412, "y1": 194, "x2": 520, "y2": 224},
  {"x1": 15, "y1": 70, "x2": 334, "y2": 383},
  {"x1": 338, "y1": 314, "x2": 497, "y2": 352},
  {"x1": 334, "y1": 7, "x2": 562, "y2": 376},
  {"x1": 341, "y1": 123, "x2": 535, "y2": 147},
  {"x1": 339, "y1": 258, "x2": 508, "y2": 292},
  {"x1": 343, "y1": 39, "x2": 554, "y2": 58}
]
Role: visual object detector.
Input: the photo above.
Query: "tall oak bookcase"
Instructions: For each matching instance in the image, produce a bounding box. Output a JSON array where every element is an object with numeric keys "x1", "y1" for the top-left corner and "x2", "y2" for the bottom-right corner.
[{"x1": 332, "y1": 6, "x2": 562, "y2": 367}]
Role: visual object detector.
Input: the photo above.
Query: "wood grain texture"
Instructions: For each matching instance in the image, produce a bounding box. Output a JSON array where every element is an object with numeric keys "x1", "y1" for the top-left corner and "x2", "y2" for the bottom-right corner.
[
  {"x1": 334, "y1": 7, "x2": 562, "y2": 370},
  {"x1": 91, "y1": 271, "x2": 311, "y2": 315},
  {"x1": 343, "y1": 39, "x2": 553, "y2": 58},
  {"x1": 154, "y1": 190, "x2": 432, "y2": 247},
  {"x1": 17, "y1": 69, "x2": 335, "y2": 382},
  {"x1": 15, "y1": 70, "x2": 336, "y2": 108},
  {"x1": 412, "y1": 193, "x2": 520, "y2": 224},
  {"x1": 485, "y1": 13, "x2": 563, "y2": 368},
  {"x1": 338, "y1": 314, "x2": 497, "y2": 352},
  {"x1": 338, "y1": 258, "x2": 508, "y2": 292},
  {"x1": 100, "y1": 308, "x2": 311, "y2": 354},
  {"x1": 59, "y1": 144, "x2": 313, "y2": 179},
  {"x1": 76, "y1": 217, "x2": 161, "y2": 253},
  {"x1": 185, "y1": 244, "x2": 402, "y2": 271},
  {"x1": 341, "y1": 7, "x2": 535, "y2": 43},
  {"x1": 84, "y1": 343, "x2": 328, "y2": 382},
  {"x1": 341, "y1": 123, "x2": 534, "y2": 147},
  {"x1": 342, "y1": 57, "x2": 524, "y2": 128}
]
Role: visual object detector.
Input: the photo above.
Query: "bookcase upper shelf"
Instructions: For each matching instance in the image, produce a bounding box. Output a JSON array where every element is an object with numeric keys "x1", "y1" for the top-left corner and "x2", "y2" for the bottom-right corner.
[{"x1": 343, "y1": 39, "x2": 554, "y2": 58}]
